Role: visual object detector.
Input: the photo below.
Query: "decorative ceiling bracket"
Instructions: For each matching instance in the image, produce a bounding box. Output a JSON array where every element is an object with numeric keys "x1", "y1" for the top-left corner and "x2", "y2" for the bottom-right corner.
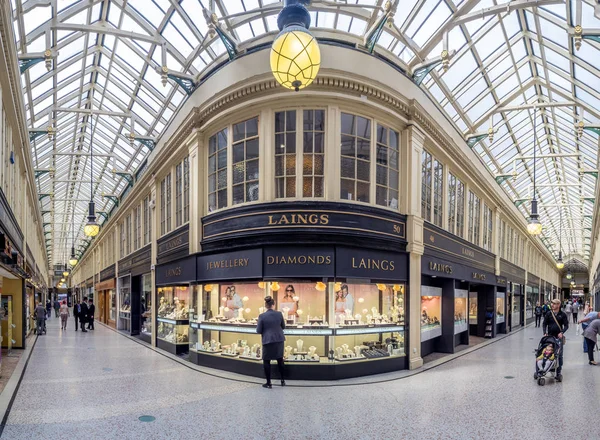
[
  {"x1": 168, "y1": 72, "x2": 197, "y2": 96},
  {"x1": 412, "y1": 61, "x2": 442, "y2": 86},
  {"x1": 29, "y1": 129, "x2": 47, "y2": 142},
  {"x1": 41, "y1": 210, "x2": 51, "y2": 215},
  {"x1": 97, "y1": 211, "x2": 109, "y2": 222},
  {"x1": 112, "y1": 170, "x2": 134, "y2": 186},
  {"x1": 102, "y1": 194, "x2": 120, "y2": 207},
  {"x1": 38, "y1": 193, "x2": 52, "y2": 201},
  {"x1": 363, "y1": 0, "x2": 398, "y2": 54},
  {"x1": 583, "y1": 126, "x2": 600, "y2": 136},
  {"x1": 204, "y1": 8, "x2": 240, "y2": 61},
  {"x1": 18, "y1": 48, "x2": 57, "y2": 73},
  {"x1": 495, "y1": 174, "x2": 515, "y2": 184},
  {"x1": 129, "y1": 134, "x2": 157, "y2": 151},
  {"x1": 34, "y1": 168, "x2": 54, "y2": 178},
  {"x1": 514, "y1": 200, "x2": 527, "y2": 208},
  {"x1": 580, "y1": 169, "x2": 598, "y2": 178},
  {"x1": 465, "y1": 133, "x2": 487, "y2": 148},
  {"x1": 582, "y1": 197, "x2": 595, "y2": 204}
]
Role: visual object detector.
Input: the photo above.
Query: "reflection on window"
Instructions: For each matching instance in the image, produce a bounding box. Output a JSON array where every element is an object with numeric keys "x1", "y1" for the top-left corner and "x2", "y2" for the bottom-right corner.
[
  {"x1": 208, "y1": 129, "x2": 228, "y2": 212},
  {"x1": 303, "y1": 110, "x2": 325, "y2": 197},
  {"x1": 143, "y1": 195, "x2": 150, "y2": 246},
  {"x1": 232, "y1": 117, "x2": 259, "y2": 205},
  {"x1": 482, "y1": 205, "x2": 493, "y2": 252},
  {"x1": 433, "y1": 158, "x2": 443, "y2": 226},
  {"x1": 421, "y1": 150, "x2": 432, "y2": 221},
  {"x1": 175, "y1": 161, "x2": 183, "y2": 227},
  {"x1": 468, "y1": 191, "x2": 481, "y2": 246},
  {"x1": 375, "y1": 124, "x2": 399, "y2": 208},
  {"x1": 275, "y1": 110, "x2": 297, "y2": 198},
  {"x1": 183, "y1": 156, "x2": 189, "y2": 223},
  {"x1": 341, "y1": 113, "x2": 371, "y2": 202}
]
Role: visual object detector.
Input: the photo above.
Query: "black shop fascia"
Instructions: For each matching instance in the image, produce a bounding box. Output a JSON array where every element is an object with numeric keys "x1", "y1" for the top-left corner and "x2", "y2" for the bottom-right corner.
[{"x1": 164, "y1": 201, "x2": 411, "y2": 380}]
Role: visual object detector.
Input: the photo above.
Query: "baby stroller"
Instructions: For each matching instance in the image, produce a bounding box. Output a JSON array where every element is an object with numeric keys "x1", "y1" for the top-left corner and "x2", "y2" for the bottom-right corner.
[{"x1": 533, "y1": 335, "x2": 561, "y2": 386}]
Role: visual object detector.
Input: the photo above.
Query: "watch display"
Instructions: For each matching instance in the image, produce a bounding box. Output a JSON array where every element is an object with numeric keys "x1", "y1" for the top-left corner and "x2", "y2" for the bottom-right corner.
[
  {"x1": 157, "y1": 286, "x2": 190, "y2": 320},
  {"x1": 454, "y1": 289, "x2": 468, "y2": 334},
  {"x1": 421, "y1": 286, "x2": 442, "y2": 342}
]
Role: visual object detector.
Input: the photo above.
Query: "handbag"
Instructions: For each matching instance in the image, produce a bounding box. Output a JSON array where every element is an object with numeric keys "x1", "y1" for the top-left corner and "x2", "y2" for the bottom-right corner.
[{"x1": 551, "y1": 312, "x2": 566, "y2": 345}]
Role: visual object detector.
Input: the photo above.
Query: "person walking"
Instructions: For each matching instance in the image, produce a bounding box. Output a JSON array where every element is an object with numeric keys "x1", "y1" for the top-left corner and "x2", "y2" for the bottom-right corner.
[
  {"x1": 534, "y1": 302, "x2": 543, "y2": 328},
  {"x1": 256, "y1": 295, "x2": 286, "y2": 389},
  {"x1": 578, "y1": 310, "x2": 599, "y2": 353},
  {"x1": 73, "y1": 298, "x2": 81, "y2": 331},
  {"x1": 541, "y1": 301, "x2": 550, "y2": 315},
  {"x1": 572, "y1": 300, "x2": 580, "y2": 324},
  {"x1": 543, "y1": 299, "x2": 569, "y2": 381},
  {"x1": 582, "y1": 318, "x2": 600, "y2": 365},
  {"x1": 59, "y1": 300, "x2": 69, "y2": 330},
  {"x1": 79, "y1": 297, "x2": 89, "y2": 333},
  {"x1": 87, "y1": 298, "x2": 95, "y2": 330},
  {"x1": 45, "y1": 300, "x2": 52, "y2": 318},
  {"x1": 34, "y1": 302, "x2": 46, "y2": 335},
  {"x1": 564, "y1": 301, "x2": 573, "y2": 325},
  {"x1": 53, "y1": 299, "x2": 60, "y2": 317}
]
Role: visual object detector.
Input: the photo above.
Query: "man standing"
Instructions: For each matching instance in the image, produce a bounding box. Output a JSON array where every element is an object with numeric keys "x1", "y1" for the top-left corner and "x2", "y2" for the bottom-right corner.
[
  {"x1": 87, "y1": 298, "x2": 95, "y2": 330},
  {"x1": 543, "y1": 298, "x2": 569, "y2": 381},
  {"x1": 79, "y1": 297, "x2": 88, "y2": 333},
  {"x1": 534, "y1": 302, "x2": 543, "y2": 328},
  {"x1": 45, "y1": 300, "x2": 52, "y2": 318},
  {"x1": 564, "y1": 301, "x2": 573, "y2": 325},
  {"x1": 572, "y1": 300, "x2": 580, "y2": 324},
  {"x1": 53, "y1": 299, "x2": 60, "y2": 317},
  {"x1": 73, "y1": 298, "x2": 80, "y2": 331},
  {"x1": 34, "y1": 302, "x2": 46, "y2": 335}
]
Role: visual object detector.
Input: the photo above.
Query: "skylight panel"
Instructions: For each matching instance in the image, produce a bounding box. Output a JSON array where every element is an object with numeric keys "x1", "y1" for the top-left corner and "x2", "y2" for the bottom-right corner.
[
  {"x1": 235, "y1": 23, "x2": 255, "y2": 41},
  {"x1": 474, "y1": 25, "x2": 504, "y2": 61},
  {"x1": 23, "y1": 5, "x2": 51, "y2": 35},
  {"x1": 170, "y1": 11, "x2": 200, "y2": 47},
  {"x1": 538, "y1": 17, "x2": 568, "y2": 48},
  {"x1": 250, "y1": 18, "x2": 266, "y2": 36},
  {"x1": 393, "y1": 0, "x2": 418, "y2": 29},
  {"x1": 128, "y1": 0, "x2": 164, "y2": 28},
  {"x1": 181, "y1": 0, "x2": 208, "y2": 36},
  {"x1": 466, "y1": 93, "x2": 495, "y2": 122},
  {"x1": 442, "y1": 50, "x2": 478, "y2": 90},
  {"x1": 411, "y1": 1, "x2": 452, "y2": 47}
]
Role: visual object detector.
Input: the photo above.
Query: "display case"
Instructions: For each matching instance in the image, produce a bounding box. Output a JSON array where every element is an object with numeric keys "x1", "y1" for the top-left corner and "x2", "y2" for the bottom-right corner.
[
  {"x1": 496, "y1": 292, "x2": 505, "y2": 324},
  {"x1": 156, "y1": 285, "x2": 191, "y2": 354},
  {"x1": 109, "y1": 290, "x2": 116, "y2": 322},
  {"x1": 118, "y1": 276, "x2": 131, "y2": 331},
  {"x1": 469, "y1": 292, "x2": 478, "y2": 324},
  {"x1": 421, "y1": 286, "x2": 442, "y2": 341},
  {"x1": 454, "y1": 289, "x2": 468, "y2": 334},
  {"x1": 188, "y1": 280, "x2": 406, "y2": 379}
]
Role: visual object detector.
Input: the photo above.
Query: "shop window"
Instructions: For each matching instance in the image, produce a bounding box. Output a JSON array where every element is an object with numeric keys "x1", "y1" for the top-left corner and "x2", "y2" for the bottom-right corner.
[
  {"x1": 303, "y1": 110, "x2": 325, "y2": 197},
  {"x1": 433, "y1": 159, "x2": 443, "y2": 227},
  {"x1": 421, "y1": 286, "x2": 442, "y2": 341},
  {"x1": 141, "y1": 274, "x2": 152, "y2": 337},
  {"x1": 341, "y1": 113, "x2": 371, "y2": 202},
  {"x1": 208, "y1": 128, "x2": 228, "y2": 212},
  {"x1": 421, "y1": 150, "x2": 432, "y2": 221},
  {"x1": 375, "y1": 124, "x2": 399, "y2": 208},
  {"x1": 175, "y1": 161, "x2": 183, "y2": 227},
  {"x1": 232, "y1": 117, "x2": 259, "y2": 205},
  {"x1": 275, "y1": 110, "x2": 297, "y2": 198}
]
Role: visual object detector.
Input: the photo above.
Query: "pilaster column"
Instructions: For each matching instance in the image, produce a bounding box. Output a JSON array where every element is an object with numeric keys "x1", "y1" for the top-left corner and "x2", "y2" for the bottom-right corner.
[
  {"x1": 188, "y1": 129, "x2": 201, "y2": 253},
  {"x1": 149, "y1": 174, "x2": 158, "y2": 347},
  {"x1": 494, "y1": 208, "x2": 502, "y2": 275},
  {"x1": 404, "y1": 124, "x2": 425, "y2": 370}
]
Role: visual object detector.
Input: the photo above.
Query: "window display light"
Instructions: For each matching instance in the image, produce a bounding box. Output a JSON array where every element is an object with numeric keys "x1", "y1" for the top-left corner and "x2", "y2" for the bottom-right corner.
[{"x1": 270, "y1": 0, "x2": 321, "y2": 92}]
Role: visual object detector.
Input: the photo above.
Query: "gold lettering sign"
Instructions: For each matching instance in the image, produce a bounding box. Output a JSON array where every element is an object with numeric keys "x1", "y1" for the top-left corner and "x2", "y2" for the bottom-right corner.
[
  {"x1": 472, "y1": 272, "x2": 486, "y2": 281},
  {"x1": 268, "y1": 213, "x2": 329, "y2": 226},
  {"x1": 206, "y1": 258, "x2": 250, "y2": 270},
  {"x1": 166, "y1": 267, "x2": 182, "y2": 277},
  {"x1": 266, "y1": 255, "x2": 332, "y2": 265},
  {"x1": 429, "y1": 261, "x2": 453, "y2": 274},
  {"x1": 462, "y1": 247, "x2": 475, "y2": 258},
  {"x1": 497, "y1": 278, "x2": 506, "y2": 285},
  {"x1": 165, "y1": 236, "x2": 183, "y2": 251},
  {"x1": 351, "y1": 258, "x2": 395, "y2": 271}
]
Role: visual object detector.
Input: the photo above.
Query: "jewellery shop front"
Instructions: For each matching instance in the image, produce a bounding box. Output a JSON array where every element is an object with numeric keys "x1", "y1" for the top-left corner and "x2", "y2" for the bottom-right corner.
[
  {"x1": 117, "y1": 245, "x2": 152, "y2": 343},
  {"x1": 421, "y1": 224, "x2": 505, "y2": 357},
  {"x1": 96, "y1": 264, "x2": 116, "y2": 328},
  {"x1": 500, "y1": 259, "x2": 526, "y2": 331},
  {"x1": 160, "y1": 202, "x2": 409, "y2": 380},
  {"x1": 526, "y1": 274, "x2": 540, "y2": 326}
]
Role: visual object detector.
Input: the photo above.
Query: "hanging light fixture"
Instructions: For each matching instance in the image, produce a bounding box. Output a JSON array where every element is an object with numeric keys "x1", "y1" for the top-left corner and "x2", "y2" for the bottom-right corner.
[
  {"x1": 62, "y1": 269, "x2": 69, "y2": 277},
  {"x1": 556, "y1": 209, "x2": 564, "y2": 269},
  {"x1": 84, "y1": 115, "x2": 100, "y2": 237},
  {"x1": 69, "y1": 208, "x2": 78, "y2": 266},
  {"x1": 270, "y1": 0, "x2": 321, "y2": 92},
  {"x1": 527, "y1": 107, "x2": 542, "y2": 235}
]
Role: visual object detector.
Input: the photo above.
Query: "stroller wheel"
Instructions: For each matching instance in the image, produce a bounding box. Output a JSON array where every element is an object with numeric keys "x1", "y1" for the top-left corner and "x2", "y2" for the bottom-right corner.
[
  {"x1": 537, "y1": 378, "x2": 545, "y2": 386},
  {"x1": 533, "y1": 372, "x2": 538, "y2": 380}
]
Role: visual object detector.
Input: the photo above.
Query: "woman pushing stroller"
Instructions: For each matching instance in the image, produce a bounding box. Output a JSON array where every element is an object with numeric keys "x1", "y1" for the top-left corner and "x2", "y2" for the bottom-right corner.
[{"x1": 541, "y1": 299, "x2": 569, "y2": 382}]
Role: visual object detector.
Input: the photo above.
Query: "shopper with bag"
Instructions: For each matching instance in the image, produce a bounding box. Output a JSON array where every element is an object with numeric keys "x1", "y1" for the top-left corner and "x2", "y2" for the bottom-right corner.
[
  {"x1": 582, "y1": 319, "x2": 600, "y2": 365},
  {"x1": 564, "y1": 301, "x2": 572, "y2": 325},
  {"x1": 572, "y1": 300, "x2": 580, "y2": 324},
  {"x1": 543, "y1": 299, "x2": 569, "y2": 381},
  {"x1": 578, "y1": 311, "x2": 599, "y2": 353}
]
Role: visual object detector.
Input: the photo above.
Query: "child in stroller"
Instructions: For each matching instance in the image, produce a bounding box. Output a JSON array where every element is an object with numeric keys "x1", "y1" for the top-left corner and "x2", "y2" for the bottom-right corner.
[{"x1": 533, "y1": 335, "x2": 561, "y2": 386}]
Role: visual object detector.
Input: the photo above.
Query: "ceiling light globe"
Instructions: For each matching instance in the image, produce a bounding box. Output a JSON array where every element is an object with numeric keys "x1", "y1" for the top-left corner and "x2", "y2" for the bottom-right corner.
[
  {"x1": 556, "y1": 261, "x2": 564, "y2": 270},
  {"x1": 63, "y1": 271, "x2": 69, "y2": 277},
  {"x1": 527, "y1": 218, "x2": 542, "y2": 235},
  {"x1": 566, "y1": 272, "x2": 572, "y2": 280},
  {"x1": 270, "y1": 26, "x2": 320, "y2": 92},
  {"x1": 69, "y1": 257, "x2": 78, "y2": 266},
  {"x1": 84, "y1": 223, "x2": 100, "y2": 237}
]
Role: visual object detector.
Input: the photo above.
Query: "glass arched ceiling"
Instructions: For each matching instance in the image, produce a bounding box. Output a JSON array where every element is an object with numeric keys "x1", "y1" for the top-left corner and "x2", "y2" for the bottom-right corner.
[{"x1": 11, "y1": 0, "x2": 600, "y2": 266}]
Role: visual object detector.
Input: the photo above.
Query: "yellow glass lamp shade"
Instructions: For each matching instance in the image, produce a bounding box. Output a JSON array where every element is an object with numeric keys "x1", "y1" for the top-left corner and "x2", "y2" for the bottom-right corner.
[
  {"x1": 60, "y1": 278, "x2": 65, "y2": 282},
  {"x1": 270, "y1": 281, "x2": 281, "y2": 291},
  {"x1": 84, "y1": 223, "x2": 100, "y2": 237},
  {"x1": 566, "y1": 272, "x2": 572, "y2": 280},
  {"x1": 270, "y1": 27, "x2": 321, "y2": 92},
  {"x1": 258, "y1": 281, "x2": 266, "y2": 289},
  {"x1": 63, "y1": 271, "x2": 69, "y2": 277},
  {"x1": 205, "y1": 284, "x2": 214, "y2": 293},
  {"x1": 527, "y1": 219, "x2": 542, "y2": 236},
  {"x1": 334, "y1": 282, "x2": 342, "y2": 291},
  {"x1": 315, "y1": 282, "x2": 326, "y2": 291},
  {"x1": 556, "y1": 261, "x2": 564, "y2": 270},
  {"x1": 376, "y1": 283, "x2": 387, "y2": 291},
  {"x1": 69, "y1": 257, "x2": 78, "y2": 266}
]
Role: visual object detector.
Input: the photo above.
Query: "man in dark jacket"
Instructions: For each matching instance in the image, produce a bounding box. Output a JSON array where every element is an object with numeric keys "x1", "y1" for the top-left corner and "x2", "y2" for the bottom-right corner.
[
  {"x1": 34, "y1": 302, "x2": 46, "y2": 335},
  {"x1": 79, "y1": 297, "x2": 89, "y2": 333},
  {"x1": 543, "y1": 299, "x2": 569, "y2": 380},
  {"x1": 53, "y1": 300, "x2": 60, "y2": 317},
  {"x1": 534, "y1": 302, "x2": 543, "y2": 328},
  {"x1": 87, "y1": 299, "x2": 95, "y2": 330},
  {"x1": 73, "y1": 299, "x2": 80, "y2": 331}
]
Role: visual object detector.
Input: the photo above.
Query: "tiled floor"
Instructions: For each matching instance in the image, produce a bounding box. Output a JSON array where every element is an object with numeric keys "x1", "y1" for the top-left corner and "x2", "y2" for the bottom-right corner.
[{"x1": 2, "y1": 315, "x2": 598, "y2": 440}]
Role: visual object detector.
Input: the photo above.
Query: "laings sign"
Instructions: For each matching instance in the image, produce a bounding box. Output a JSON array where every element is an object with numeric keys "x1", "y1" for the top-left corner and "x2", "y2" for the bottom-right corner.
[
  {"x1": 429, "y1": 262, "x2": 453, "y2": 274},
  {"x1": 268, "y1": 213, "x2": 329, "y2": 225},
  {"x1": 166, "y1": 266, "x2": 182, "y2": 277}
]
